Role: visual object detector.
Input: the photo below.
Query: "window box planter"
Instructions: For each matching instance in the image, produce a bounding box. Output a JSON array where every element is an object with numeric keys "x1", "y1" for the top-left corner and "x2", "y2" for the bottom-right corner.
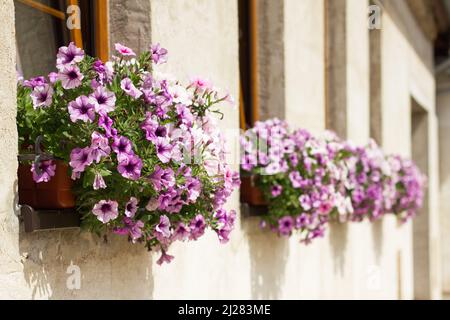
[
  {"x1": 240, "y1": 174, "x2": 267, "y2": 206},
  {"x1": 20, "y1": 205, "x2": 80, "y2": 233},
  {"x1": 15, "y1": 43, "x2": 240, "y2": 263},
  {"x1": 18, "y1": 159, "x2": 75, "y2": 209}
]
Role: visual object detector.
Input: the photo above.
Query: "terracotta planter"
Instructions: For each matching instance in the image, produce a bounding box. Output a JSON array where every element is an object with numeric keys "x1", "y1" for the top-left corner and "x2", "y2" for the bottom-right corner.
[
  {"x1": 240, "y1": 175, "x2": 267, "y2": 206},
  {"x1": 18, "y1": 160, "x2": 75, "y2": 209}
]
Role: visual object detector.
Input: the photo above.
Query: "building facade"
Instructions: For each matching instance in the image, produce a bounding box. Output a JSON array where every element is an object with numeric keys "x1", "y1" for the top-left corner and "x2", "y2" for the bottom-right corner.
[{"x1": 0, "y1": 0, "x2": 447, "y2": 299}]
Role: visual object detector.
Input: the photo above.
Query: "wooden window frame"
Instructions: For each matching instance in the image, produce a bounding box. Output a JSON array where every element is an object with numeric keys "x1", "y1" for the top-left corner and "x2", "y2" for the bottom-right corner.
[
  {"x1": 16, "y1": 0, "x2": 109, "y2": 60},
  {"x1": 239, "y1": 0, "x2": 260, "y2": 130}
]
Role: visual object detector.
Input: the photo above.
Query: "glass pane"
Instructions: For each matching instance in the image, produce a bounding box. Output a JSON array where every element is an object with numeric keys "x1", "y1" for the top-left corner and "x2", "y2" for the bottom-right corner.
[
  {"x1": 14, "y1": 0, "x2": 96, "y2": 79},
  {"x1": 15, "y1": 0, "x2": 70, "y2": 79}
]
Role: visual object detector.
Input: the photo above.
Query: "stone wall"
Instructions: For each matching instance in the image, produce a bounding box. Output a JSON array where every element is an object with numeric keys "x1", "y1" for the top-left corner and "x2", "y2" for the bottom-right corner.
[{"x1": 0, "y1": 0, "x2": 442, "y2": 299}]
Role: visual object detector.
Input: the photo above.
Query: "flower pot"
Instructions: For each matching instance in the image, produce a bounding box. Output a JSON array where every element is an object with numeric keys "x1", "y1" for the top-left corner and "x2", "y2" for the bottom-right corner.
[
  {"x1": 240, "y1": 175, "x2": 267, "y2": 206},
  {"x1": 18, "y1": 160, "x2": 75, "y2": 209}
]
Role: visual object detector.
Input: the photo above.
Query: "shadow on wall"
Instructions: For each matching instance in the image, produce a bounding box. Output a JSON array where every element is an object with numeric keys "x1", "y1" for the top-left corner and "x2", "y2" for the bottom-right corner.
[
  {"x1": 372, "y1": 219, "x2": 384, "y2": 263},
  {"x1": 329, "y1": 222, "x2": 348, "y2": 276},
  {"x1": 241, "y1": 217, "x2": 288, "y2": 299},
  {"x1": 18, "y1": 224, "x2": 154, "y2": 299}
]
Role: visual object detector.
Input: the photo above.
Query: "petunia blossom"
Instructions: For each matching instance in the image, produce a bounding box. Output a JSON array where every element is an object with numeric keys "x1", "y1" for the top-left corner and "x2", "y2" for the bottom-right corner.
[
  {"x1": 58, "y1": 65, "x2": 84, "y2": 89},
  {"x1": 92, "y1": 200, "x2": 119, "y2": 223},
  {"x1": 155, "y1": 137, "x2": 173, "y2": 163},
  {"x1": 69, "y1": 147, "x2": 94, "y2": 173},
  {"x1": 56, "y1": 42, "x2": 84, "y2": 69},
  {"x1": 156, "y1": 250, "x2": 174, "y2": 265},
  {"x1": 89, "y1": 86, "x2": 116, "y2": 114},
  {"x1": 30, "y1": 85, "x2": 53, "y2": 108},
  {"x1": 155, "y1": 215, "x2": 171, "y2": 238},
  {"x1": 121, "y1": 77, "x2": 142, "y2": 99},
  {"x1": 68, "y1": 95, "x2": 96, "y2": 123},
  {"x1": 125, "y1": 197, "x2": 139, "y2": 218},
  {"x1": 117, "y1": 154, "x2": 143, "y2": 180},
  {"x1": 114, "y1": 43, "x2": 136, "y2": 56},
  {"x1": 150, "y1": 43, "x2": 168, "y2": 64},
  {"x1": 112, "y1": 135, "x2": 133, "y2": 159},
  {"x1": 93, "y1": 172, "x2": 107, "y2": 190},
  {"x1": 278, "y1": 216, "x2": 294, "y2": 236},
  {"x1": 31, "y1": 160, "x2": 56, "y2": 183},
  {"x1": 189, "y1": 214, "x2": 206, "y2": 241},
  {"x1": 90, "y1": 131, "x2": 111, "y2": 162}
]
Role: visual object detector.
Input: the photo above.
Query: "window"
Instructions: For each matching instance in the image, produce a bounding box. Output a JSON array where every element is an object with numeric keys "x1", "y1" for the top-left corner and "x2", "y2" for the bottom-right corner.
[
  {"x1": 15, "y1": 0, "x2": 108, "y2": 79},
  {"x1": 238, "y1": 0, "x2": 260, "y2": 130}
]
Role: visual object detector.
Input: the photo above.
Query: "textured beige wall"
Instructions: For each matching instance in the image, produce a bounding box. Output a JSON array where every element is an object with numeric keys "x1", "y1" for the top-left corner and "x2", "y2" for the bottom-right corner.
[
  {"x1": 437, "y1": 90, "x2": 450, "y2": 295},
  {"x1": 109, "y1": 0, "x2": 151, "y2": 54},
  {"x1": 0, "y1": 0, "x2": 441, "y2": 300},
  {"x1": 0, "y1": 0, "x2": 23, "y2": 299},
  {"x1": 284, "y1": 0, "x2": 325, "y2": 134},
  {"x1": 381, "y1": 0, "x2": 440, "y2": 299}
]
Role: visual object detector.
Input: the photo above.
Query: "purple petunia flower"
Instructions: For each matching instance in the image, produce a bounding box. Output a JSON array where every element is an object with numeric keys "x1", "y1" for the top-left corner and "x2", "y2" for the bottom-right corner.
[
  {"x1": 155, "y1": 137, "x2": 173, "y2": 163},
  {"x1": 69, "y1": 147, "x2": 93, "y2": 173},
  {"x1": 58, "y1": 65, "x2": 84, "y2": 89},
  {"x1": 113, "y1": 217, "x2": 144, "y2": 242},
  {"x1": 114, "y1": 43, "x2": 136, "y2": 56},
  {"x1": 299, "y1": 194, "x2": 312, "y2": 211},
  {"x1": 157, "y1": 250, "x2": 174, "y2": 265},
  {"x1": 68, "y1": 95, "x2": 96, "y2": 123},
  {"x1": 155, "y1": 215, "x2": 171, "y2": 238},
  {"x1": 185, "y1": 177, "x2": 201, "y2": 202},
  {"x1": 148, "y1": 165, "x2": 164, "y2": 190},
  {"x1": 89, "y1": 86, "x2": 116, "y2": 114},
  {"x1": 90, "y1": 131, "x2": 111, "y2": 163},
  {"x1": 125, "y1": 197, "x2": 138, "y2": 218},
  {"x1": 172, "y1": 223, "x2": 190, "y2": 241},
  {"x1": 278, "y1": 216, "x2": 294, "y2": 236},
  {"x1": 117, "y1": 154, "x2": 143, "y2": 180},
  {"x1": 112, "y1": 135, "x2": 133, "y2": 159},
  {"x1": 98, "y1": 113, "x2": 117, "y2": 138},
  {"x1": 214, "y1": 209, "x2": 236, "y2": 244},
  {"x1": 30, "y1": 84, "x2": 53, "y2": 108},
  {"x1": 143, "y1": 121, "x2": 169, "y2": 143},
  {"x1": 23, "y1": 76, "x2": 46, "y2": 89},
  {"x1": 121, "y1": 77, "x2": 142, "y2": 99},
  {"x1": 289, "y1": 171, "x2": 303, "y2": 188},
  {"x1": 189, "y1": 214, "x2": 206, "y2": 241},
  {"x1": 295, "y1": 213, "x2": 309, "y2": 229},
  {"x1": 129, "y1": 220, "x2": 144, "y2": 241},
  {"x1": 157, "y1": 188, "x2": 183, "y2": 213},
  {"x1": 93, "y1": 59, "x2": 105, "y2": 74},
  {"x1": 56, "y1": 42, "x2": 84, "y2": 69},
  {"x1": 148, "y1": 165, "x2": 175, "y2": 191},
  {"x1": 150, "y1": 43, "x2": 168, "y2": 64},
  {"x1": 175, "y1": 104, "x2": 194, "y2": 127},
  {"x1": 271, "y1": 185, "x2": 283, "y2": 197},
  {"x1": 92, "y1": 200, "x2": 119, "y2": 223},
  {"x1": 189, "y1": 76, "x2": 213, "y2": 93},
  {"x1": 93, "y1": 172, "x2": 107, "y2": 190},
  {"x1": 31, "y1": 160, "x2": 56, "y2": 183},
  {"x1": 48, "y1": 72, "x2": 58, "y2": 84}
]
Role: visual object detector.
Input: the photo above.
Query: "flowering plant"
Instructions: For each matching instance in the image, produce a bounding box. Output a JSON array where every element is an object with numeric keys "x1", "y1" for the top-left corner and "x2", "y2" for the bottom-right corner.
[
  {"x1": 17, "y1": 42, "x2": 239, "y2": 264},
  {"x1": 339, "y1": 140, "x2": 394, "y2": 222},
  {"x1": 240, "y1": 119, "x2": 349, "y2": 243},
  {"x1": 387, "y1": 155, "x2": 426, "y2": 222},
  {"x1": 240, "y1": 118, "x2": 426, "y2": 242}
]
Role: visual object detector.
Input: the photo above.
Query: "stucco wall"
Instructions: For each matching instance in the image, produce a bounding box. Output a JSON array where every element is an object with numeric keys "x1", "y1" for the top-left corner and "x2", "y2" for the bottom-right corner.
[
  {"x1": 0, "y1": 0, "x2": 22, "y2": 299},
  {"x1": 0, "y1": 0, "x2": 441, "y2": 299},
  {"x1": 437, "y1": 88, "x2": 450, "y2": 295},
  {"x1": 381, "y1": 0, "x2": 440, "y2": 299}
]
